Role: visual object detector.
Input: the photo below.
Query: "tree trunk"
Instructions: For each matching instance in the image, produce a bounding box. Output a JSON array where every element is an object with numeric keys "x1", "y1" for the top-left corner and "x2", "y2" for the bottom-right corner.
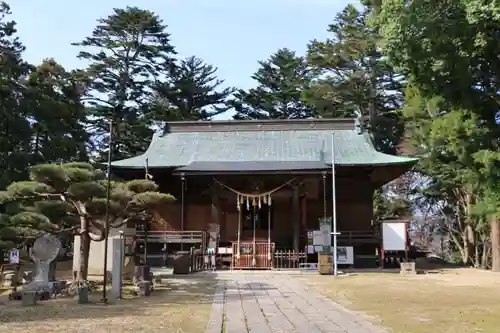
[
  {"x1": 474, "y1": 241, "x2": 480, "y2": 268},
  {"x1": 464, "y1": 225, "x2": 474, "y2": 265},
  {"x1": 448, "y1": 230, "x2": 467, "y2": 264},
  {"x1": 490, "y1": 216, "x2": 500, "y2": 271},
  {"x1": 77, "y1": 217, "x2": 91, "y2": 281},
  {"x1": 461, "y1": 235, "x2": 469, "y2": 265},
  {"x1": 481, "y1": 238, "x2": 490, "y2": 269}
]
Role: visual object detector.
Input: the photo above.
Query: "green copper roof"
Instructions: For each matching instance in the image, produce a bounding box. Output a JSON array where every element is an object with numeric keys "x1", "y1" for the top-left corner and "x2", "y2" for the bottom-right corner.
[{"x1": 111, "y1": 119, "x2": 418, "y2": 169}]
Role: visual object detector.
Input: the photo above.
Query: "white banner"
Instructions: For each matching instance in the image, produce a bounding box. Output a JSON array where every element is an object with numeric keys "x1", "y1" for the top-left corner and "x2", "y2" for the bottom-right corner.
[
  {"x1": 332, "y1": 246, "x2": 354, "y2": 265},
  {"x1": 382, "y1": 222, "x2": 407, "y2": 251},
  {"x1": 9, "y1": 250, "x2": 19, "y2": 264}
]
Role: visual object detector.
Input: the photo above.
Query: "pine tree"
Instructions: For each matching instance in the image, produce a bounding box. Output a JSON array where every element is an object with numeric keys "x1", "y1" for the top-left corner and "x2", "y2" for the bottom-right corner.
[
  {"x1": 151, "y1": 56, "x2": 234, "y2": 122},
  {"x1": 231, "y1": 48, "x2": 313, "y2": 120},
  {"x1": 0, "y1": 2, "x2": 33, "y2": 187},
  {"x1": 25, "y1": 59, "x2": 89, "y2": 164},
  {"x1": 73, "y1": 6, "x2": 177, "y2": 160},
  {"x1": 306, "y1": 4, "x2": 404, "y2": 153}
]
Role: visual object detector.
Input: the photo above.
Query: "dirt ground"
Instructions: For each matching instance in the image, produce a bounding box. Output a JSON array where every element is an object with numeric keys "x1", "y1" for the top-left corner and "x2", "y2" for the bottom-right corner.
[
  {"x1": 295, "y1": 268, "x2": 500, "y2": 333},
  {"x1": 0, "y1": 274, "x2": 216, "y2": 333}
]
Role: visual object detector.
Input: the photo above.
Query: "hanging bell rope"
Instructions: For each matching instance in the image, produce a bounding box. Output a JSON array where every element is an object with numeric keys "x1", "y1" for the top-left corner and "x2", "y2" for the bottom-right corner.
[
  {"x1": 267, "y1": 201, "x2": 272, "y2": 262},
  {"x1": 252, "y1": 206, "x2": 256, "y2": 267},
  {"x1": 236, "y1": 194, "x2": 241, "y2": 259}
]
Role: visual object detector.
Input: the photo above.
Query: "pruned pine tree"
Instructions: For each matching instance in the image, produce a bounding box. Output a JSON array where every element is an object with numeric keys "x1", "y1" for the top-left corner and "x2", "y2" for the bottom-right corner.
[{"x1": 0, "y1": 162, "x2": 175, "y2": 281}]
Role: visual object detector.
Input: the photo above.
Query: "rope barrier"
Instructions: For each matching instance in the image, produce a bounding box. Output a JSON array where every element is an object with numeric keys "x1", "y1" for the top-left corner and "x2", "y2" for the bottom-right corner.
[{"x1": 213, "y1": 177, "x2": 296, "y2": 199}]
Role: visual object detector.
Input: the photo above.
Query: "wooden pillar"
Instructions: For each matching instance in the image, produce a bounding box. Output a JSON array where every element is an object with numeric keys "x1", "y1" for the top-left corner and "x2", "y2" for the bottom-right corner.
[
  {"x1": 180, "y1": 173, "x2": 186, "y2": 251},
  {"x1": 208, "y1": 181, "x2": 220, "y2": 251},
  {"x1": 292, "y1": 185, "x2": 300, "y2": 253}
]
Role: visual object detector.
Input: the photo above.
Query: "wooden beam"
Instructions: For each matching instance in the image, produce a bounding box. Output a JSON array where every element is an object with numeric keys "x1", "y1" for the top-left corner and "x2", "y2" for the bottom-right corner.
[
  {"x1": 180, "y1": 173, "x2": 186, "y2": 251},
  {"x1": 292, "y1": 184, "x2": 300, "y2": 253},
  {"x1": 208, "y1": 180, "x2": 221, "y2": 251}
]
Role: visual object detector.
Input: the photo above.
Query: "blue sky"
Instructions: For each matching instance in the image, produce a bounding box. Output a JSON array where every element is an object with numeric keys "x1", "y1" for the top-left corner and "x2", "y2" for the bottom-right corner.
[{"x1": 10, "y1": 0, "x2": 356, "y2": 119}]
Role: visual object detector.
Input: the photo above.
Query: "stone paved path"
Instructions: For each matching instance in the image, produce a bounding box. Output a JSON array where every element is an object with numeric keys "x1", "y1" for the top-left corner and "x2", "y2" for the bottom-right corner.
[{"x1": 205, "y1": 272, "x2": 386, "y2": 333}]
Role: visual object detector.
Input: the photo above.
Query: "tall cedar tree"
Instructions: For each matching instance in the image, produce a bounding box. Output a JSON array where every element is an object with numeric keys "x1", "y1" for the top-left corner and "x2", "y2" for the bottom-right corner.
[
  {"x1": 306, "y1": 4, "x2": 404, "y2": 154},
  {"x1": 151, "y1": 56, "x2": 234, "y2": 122},
  {"x1": 231, "y1": 48, "x2": 313, "y2": 120},
  {"x1": 73, "y1": 7, "x2": 177, "y2": 160}
]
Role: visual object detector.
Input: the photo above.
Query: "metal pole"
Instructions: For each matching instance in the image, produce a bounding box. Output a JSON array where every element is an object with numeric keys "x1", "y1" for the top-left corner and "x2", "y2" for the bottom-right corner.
[
  {"x1": 102, "y1": 120, "x2": 113, "y2": 304},
  {"x1": 331, "y1": 132, "x2": 338, "y2": 276}
]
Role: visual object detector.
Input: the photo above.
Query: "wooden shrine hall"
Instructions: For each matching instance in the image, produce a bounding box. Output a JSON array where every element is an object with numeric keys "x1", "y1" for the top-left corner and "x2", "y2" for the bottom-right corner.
[{"x1": 110, "y1": 118, "x2": 417, "y2": 270}]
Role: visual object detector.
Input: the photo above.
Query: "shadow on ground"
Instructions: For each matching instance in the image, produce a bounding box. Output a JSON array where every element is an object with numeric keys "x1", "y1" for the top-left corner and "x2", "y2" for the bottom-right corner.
[{"x1": 0, "y1": 274, "x2": 218, "y2": 324}]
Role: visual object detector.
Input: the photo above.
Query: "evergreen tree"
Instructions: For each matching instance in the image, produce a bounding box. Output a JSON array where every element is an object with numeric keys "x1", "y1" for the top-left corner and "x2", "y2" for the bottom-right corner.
[
  {"x1": 151, "y1": 56, "x2": 234, "y2": 122},
  {"x1": 0, "y1": 2, "x2": 33, "y2": 188},
  {"x1": 73, "y1": 6, "x2": 177, "y2": 160},
  {"x1": 25, "y1": 59, "x2": 89, "y2": 164},
  {"x1": 375, "y1": 0, "x2": 500, "y2": 269},
  {"x1": 306, "y1": 4, "x2": 404, "y2": 153},
  {"x1": 231, "y1": 48, "x2": 313, "y2": 120}
]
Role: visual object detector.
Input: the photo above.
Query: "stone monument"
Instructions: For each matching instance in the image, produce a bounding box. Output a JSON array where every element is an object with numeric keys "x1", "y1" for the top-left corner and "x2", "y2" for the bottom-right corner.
[
  {"x1": 23, "y1": 234, "x2": 61, "y2": 305},
  {"x1": 111, "y1": 235, "x2": 124, "y2": 299}
]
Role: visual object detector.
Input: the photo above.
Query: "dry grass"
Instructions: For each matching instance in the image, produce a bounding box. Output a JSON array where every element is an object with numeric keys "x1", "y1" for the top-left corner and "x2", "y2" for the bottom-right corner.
[
  {"x1": 0, "y1": 274, "x2": 217, "y2": 333},
  {"x1": 295, "y1": 268, "x2": 500, "y2": 333}
]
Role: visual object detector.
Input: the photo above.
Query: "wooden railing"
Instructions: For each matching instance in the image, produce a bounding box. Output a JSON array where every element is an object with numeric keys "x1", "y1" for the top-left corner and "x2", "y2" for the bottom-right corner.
[
  {"x1": 134, "y1": 230, "x2": 207, "y2": 244},
  {"x1": 337, "y1": 230, "x2": 379, "y2": 244},
  {"x1": 273, "y1": 250, "x2": 307, "y2": 269}
]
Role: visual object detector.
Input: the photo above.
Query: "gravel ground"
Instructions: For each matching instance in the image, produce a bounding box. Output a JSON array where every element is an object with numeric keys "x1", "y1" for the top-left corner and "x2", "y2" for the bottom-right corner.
[{"x1": 0, "y1": 275, "x2": 217, "y2": 333}]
